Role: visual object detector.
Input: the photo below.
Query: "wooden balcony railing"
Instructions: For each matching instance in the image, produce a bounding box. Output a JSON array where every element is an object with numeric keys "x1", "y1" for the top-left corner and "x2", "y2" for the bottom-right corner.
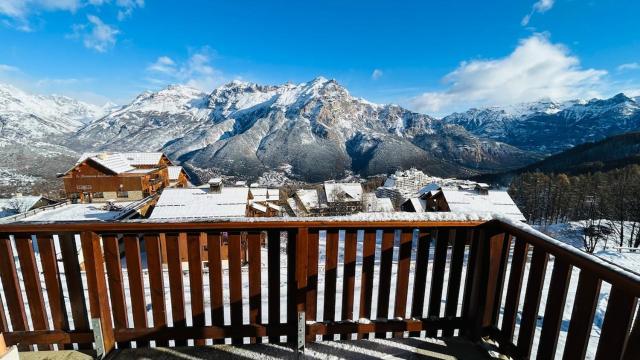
[{"x1": 0, "y1": 215, "x2": 638, "y2": 359}]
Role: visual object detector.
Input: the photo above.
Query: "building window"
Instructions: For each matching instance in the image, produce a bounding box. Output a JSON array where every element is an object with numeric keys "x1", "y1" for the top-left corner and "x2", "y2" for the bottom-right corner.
[
  {"x1": 116, "y1": 191, "x2": 129, "y2": 198},
  {"x1": 93, "y1": 192, "x2": 104, "y2": 199}
]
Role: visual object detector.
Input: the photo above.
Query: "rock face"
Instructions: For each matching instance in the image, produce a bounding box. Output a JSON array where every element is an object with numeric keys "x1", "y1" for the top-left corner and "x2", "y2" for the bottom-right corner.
[
  {"x1": 71, "y1": 78, "x2": 536, "y2": 182},
  {"x1": 442, "y1": 94, "x2": 640, "y2": 153}
]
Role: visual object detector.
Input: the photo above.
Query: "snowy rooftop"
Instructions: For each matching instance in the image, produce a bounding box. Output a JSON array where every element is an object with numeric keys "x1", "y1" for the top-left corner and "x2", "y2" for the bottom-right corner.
[
  {"x1": 71, "y1": 152, "x2": 169, "y2": 175},
  {"x1": 440, "y1": 189, "x2": 525, "y2": 221},
  {"x1": 167, "y1": 166, "x2": 185, "y2": 181},
  {"x1": 0, "y1": 195, "x2": 45, "y2": 217},
  {"x1": 249, "y1": 188, "x2": 280, "y2": 202},
  {"x1": 13, "y1": 202, "x2": 135, "y2": 222},
  {"x1": 296, "y1": 189, "x2": 321, "y2": 210},
  {"x1": 149, "y1": 187, "x2": 249, "y2": 219},
  {"x1": 324, "y1": 182, "x2": 363, "y2": 202}
]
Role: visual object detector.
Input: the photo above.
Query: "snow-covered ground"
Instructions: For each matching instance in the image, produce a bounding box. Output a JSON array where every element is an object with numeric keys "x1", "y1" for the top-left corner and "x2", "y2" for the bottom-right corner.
[{"x1": 1, "y1": 220, "x2": 639, "y2": 359}]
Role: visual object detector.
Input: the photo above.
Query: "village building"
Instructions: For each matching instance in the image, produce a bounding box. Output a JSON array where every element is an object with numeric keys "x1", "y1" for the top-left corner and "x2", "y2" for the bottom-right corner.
[
  {"x1": 167, "y1": 166, "x2": 190, "y2": 188},
  {"x1": 247, "y1": 187, "x2": 282, "y2": 217},
  {"x1": 0, "y1": 194, "x2": 58, "y2": 218},
  {"x1": 61, "y1": 152, "x2": 173, "y2": 203},
  {"x1": 375, "y1": 168, "x2": 436, "y2": 207},
  {"x1": 286, "y1": 182, "x2": 378, "y2": 216},
  {"x1": 149, "y1": 180, "x2": 251, "y2": 261},
  {"x1": 362, "y1": 193, "x2": 395, "y2": 212},
  {"x1": 402, "y1": 183, "x2": 525, "y2": 221}
]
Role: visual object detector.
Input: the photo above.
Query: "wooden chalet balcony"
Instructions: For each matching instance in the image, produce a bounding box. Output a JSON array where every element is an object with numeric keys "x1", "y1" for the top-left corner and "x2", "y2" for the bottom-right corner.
[{"x1": 0, "y1": 215, "x2": 639, "y2": 359}]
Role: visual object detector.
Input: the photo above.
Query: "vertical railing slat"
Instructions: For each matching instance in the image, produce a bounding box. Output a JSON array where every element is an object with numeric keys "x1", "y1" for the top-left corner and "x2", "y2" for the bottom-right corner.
[
  {"x1": 207, "y1": 232, "x2": 224, "y2": 344},
  {"x1": 500, "y1": 238, "x2": 529, "y2": 344},
  {"x1": 516, "y1": 246, "x2": 549, "y2": 359},
  {"x1": 322, "y1": 230, "x2": 339, "y2": 341},
  {"x1": 393, "y1": 229, "x2": 413, "y2": 338},
  {"x1": 37, "y1": 234, "x2": 71, "y2": 349},
  {"x1": 123, "y1": 233, "x2": 148, "y2": 347},
  {"x1": 341, "y1": 229, "x2": 357, "y2": 340},
  {"x1": 537, "y1": 259, "x2": 572, "y2": 360},
  {"x1": 594, "y1": 287, "x2": 637, "y2": 360},
  {"x1": 305, "y1": 229, "x2": 319, "y2": 341},
  {"x1": 247, "y1": 232, "x2": 262, "y2": 344},
  {"x1": 144, "y1": 233, "x2": 168, "y2": 347},
  {"x1": 102, "y1": 234, "x2": 130, "y2": 349},
  {"x1": 187, "y1": 232, "x2": 205, "y2": 345},
  {"x1": 228, "y1": 232, "x2": 244, "y2": 344},
  {"x1": 375, "y1": 229, "x2": 395, "y2": 339},
  {"x1": 59, "y1": 233, "x2": 91, "y2": 349},
  {"x1": 427, "y1": 228, "x2": 449, "y2": 337},
  {"x1": 165, "y1": 233, "x2": 187, "y2": 346},
  {"x1": 0, "y1": 234, "x2": 29, "y2": 350},
  {"x1": 358, "y1": 229, "x2": 376, "y2": 340},
  {"x1": 266, "y1": 230, "x2": 280, "y2": 343},
  {"x1": 410, "y1": 229, "x2": 431, "y2": 337},
  {"x1": 14, "y1": 234, "x2": 51, "y2": 350},
  {"x1": 622, "y1": 303, "x2": 640, "y2": 360},
  {"x1": 80, "y1": 231, "x2": 115, "y2": 357},
  {"x1": 442, "y1": 228, "x2": 467, "y2": 337},
  {"x1": 562, "y1": 271, "x2": 601, "y2": 360}
]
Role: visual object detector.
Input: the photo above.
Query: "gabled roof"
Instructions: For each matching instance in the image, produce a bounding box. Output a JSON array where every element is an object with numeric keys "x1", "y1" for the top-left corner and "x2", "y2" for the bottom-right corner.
[
  {"x1": 149, "y1": 187, "x2": 249, "y2": 219},
  {"x1": 324, "y1": 182, "x2": 363, "y2": 202},
  {"x1": 296, "y1": 189, "x2": 321, "y2": 210},
  {"x1": 167, "y1": 166, "x2": 187, "y2": 181},
  {"x1": 67, "y1": 152, "x2": 171, "y2": 175},
  {"x1": 250, "y1": 188, "x2": 280, "y2": 202},
  {"x1": 0, "y1": 195, "x2": 47, "y2": 217},
  {"x1": 440, "y1": 189, "x2": 525, "y2": 221}
]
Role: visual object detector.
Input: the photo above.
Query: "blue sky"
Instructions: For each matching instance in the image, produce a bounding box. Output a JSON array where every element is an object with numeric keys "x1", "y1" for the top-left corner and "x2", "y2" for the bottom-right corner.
[{"x1": 0, "y1": 0, "x2": 639, "y2": 115}]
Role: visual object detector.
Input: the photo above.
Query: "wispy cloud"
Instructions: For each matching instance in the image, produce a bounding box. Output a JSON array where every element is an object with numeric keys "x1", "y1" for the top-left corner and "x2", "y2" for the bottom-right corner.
[
  {"x1": 371, "y1": 69, "x2": 383, "y2": 80},
  {"x1": 146, "y1": 48, "x2": 225, "y2": 91},
  {"x1": 69, "y1": 14, "x2": 119, "y2": 52},
  {"x1": 618, "y1": 62, "x2": 640, "y2": 72},
  {"x1": 522, "y1": 0, "x2": 555, "y2": 26},
  {"x1": 0, "y1": 0, "x2": 143, "y2": 32},
  {"x1": 0, "y1": 64, "x2": 20, "y2": 73},
  {"x1": 408, "y1": 33, "x2": 607, "y2": 116},
  {"x1": 115, "y1": 0, "x2": 144, "y2": 21}
]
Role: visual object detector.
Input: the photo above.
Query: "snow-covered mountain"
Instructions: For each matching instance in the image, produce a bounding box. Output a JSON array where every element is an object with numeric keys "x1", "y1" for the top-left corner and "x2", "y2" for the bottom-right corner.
[
  {"x1": 72, "y1": 78, "x2": 536, "y2": 182},
  {"x1": 0, "y1": 83, "x2": 112, "y2": 194},
  {"x1": 443, "y1": 94, "x2": 640, "y2": 153}
]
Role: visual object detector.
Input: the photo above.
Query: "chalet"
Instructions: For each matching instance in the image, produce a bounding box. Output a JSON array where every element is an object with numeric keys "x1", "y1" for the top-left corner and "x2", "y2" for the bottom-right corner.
[
  {"x1": 287, "y1": 182, "x2": 365, "y2": 217},
  {"x1": 402, "y1": 184, "x2": 525, "y2": 221},
  {"x1": 0, "y1": 194, "x2": 57, "y2": 218},
  {"x1": 148, "y1": 180, "x2": 251, "y2": 261},
  {"x1": 61, "y1": 152, "x2": 172, "y2": 203},
  {"x1": 247, "y1": 187, "x2": 282, "y2": 217},
  {"x1": 362, "y1": 193, "x2": 395, "y2": 212},
  {"x1": 167, "y1": 166, "x2": 189, "y2": 188}
]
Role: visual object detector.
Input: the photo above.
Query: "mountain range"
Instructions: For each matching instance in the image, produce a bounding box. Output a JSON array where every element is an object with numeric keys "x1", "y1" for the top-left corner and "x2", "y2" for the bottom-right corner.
[{"x1": 1, "y1": 78, "x2": 639, "y2": 194}]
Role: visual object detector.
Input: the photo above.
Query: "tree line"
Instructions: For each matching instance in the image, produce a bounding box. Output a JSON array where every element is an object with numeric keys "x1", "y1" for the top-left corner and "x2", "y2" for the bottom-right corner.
[{"x1": 508, "y1": 164, "x2": 640, "y2": 252}]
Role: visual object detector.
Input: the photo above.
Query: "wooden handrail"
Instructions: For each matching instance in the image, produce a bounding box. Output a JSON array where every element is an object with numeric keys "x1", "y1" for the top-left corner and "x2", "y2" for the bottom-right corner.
[
  {"x1": 0, "y1": 218, "x2": 488, "y2": 232},
  {"x1": 497, "y1": 220, "x2": 640, "y2": 297}
]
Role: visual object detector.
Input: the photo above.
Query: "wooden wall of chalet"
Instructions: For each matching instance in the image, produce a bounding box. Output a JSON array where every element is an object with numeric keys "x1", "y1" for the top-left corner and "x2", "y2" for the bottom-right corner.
[{"x1": 63, "y1": 161, "x2": 168, "y2": 196}]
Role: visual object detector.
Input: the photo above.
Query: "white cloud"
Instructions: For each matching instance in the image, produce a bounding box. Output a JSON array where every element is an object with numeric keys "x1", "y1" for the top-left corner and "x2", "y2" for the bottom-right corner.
[
  {"x1": 371, "y1": 69, "x2": 383, "y2": 80},
  {"x1": 69, "y1": 14, "x2": 119, "y2": 52},
  {"x1": 0, "y1": 64, "x2": 20, "y2": 73},
  {"x1": 408, "y1": 34, "x2": 607, "y2": 116},
  {"x1": 146, "y1": 49, "x2": 224, "y2": 91},
  {"x1": 522, "y1": 0, "x2": 555, "y2": 26},
  {"x1": 115, "y1": 0, "x2": 144, "y2": 20},
  {"x1": 0, "y1": 0, "x2": 143, "y2": 31},
  {"x1": 618, "y1": 62, "x2": 640, "y2": 71}
]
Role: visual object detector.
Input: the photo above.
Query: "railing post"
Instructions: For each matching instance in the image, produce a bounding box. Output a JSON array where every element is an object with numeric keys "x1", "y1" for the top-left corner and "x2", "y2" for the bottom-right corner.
[
  {"x1": 80, "y1": 231, "x2": 115, "y2": 359},
  {"x1": 464, "y1": 223, "x2": 509, "y2": 340}
]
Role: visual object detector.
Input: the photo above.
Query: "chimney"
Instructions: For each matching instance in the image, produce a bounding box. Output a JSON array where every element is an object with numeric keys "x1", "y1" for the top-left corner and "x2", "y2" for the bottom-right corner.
[{"x1": 208, "y1": 178, "x2": 223, "y2": 194}]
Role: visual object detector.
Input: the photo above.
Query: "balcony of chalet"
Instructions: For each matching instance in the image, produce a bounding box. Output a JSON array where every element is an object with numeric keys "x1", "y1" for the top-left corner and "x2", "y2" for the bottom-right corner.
[{"x1": 0, "y1": 213, "x2": 639, "y2": 359}]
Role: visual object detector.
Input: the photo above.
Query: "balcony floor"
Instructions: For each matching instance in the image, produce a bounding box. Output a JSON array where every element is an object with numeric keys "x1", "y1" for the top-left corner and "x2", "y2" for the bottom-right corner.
[{"x1": 18, "y1": 337, "x2": 495, "y2": 360}]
